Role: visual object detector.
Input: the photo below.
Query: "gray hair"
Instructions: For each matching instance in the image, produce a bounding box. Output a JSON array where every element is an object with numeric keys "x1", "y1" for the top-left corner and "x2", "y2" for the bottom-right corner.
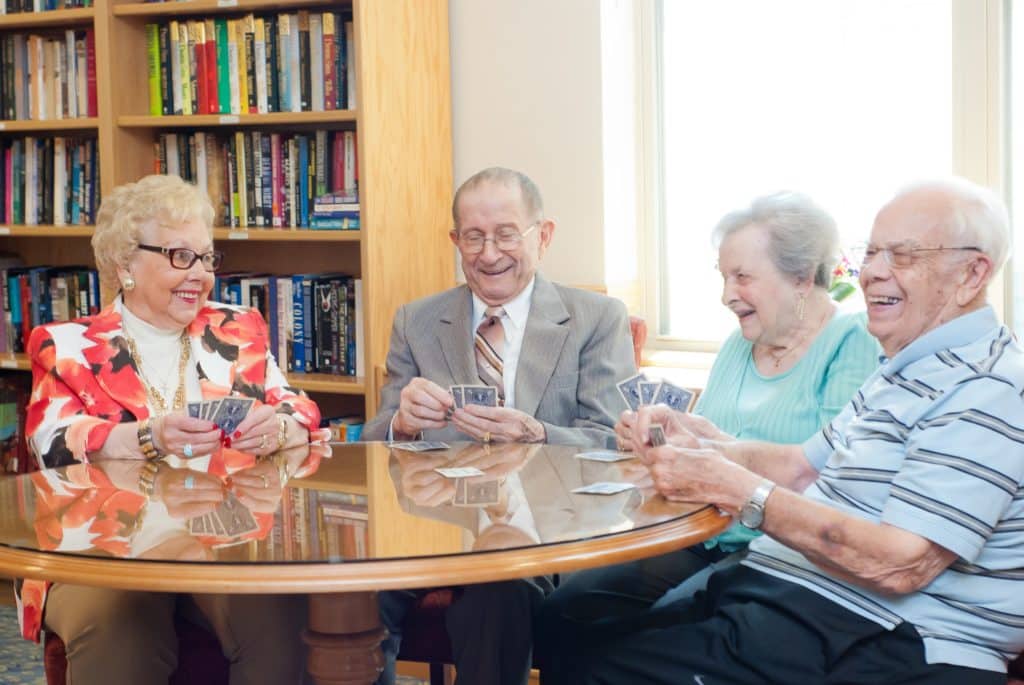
[
  {"x1": 452, "y1": 167, "x2": 544, "y2": 229},
  {"x1": 712, "y1": 191, "x2": 839, "y2": 287},
  {"x1": 92, "y1": 175, "x2": 215, "y2": 294},
  {"x1": 893, "y1": 177, "x2": 1011, "y2": 271}
]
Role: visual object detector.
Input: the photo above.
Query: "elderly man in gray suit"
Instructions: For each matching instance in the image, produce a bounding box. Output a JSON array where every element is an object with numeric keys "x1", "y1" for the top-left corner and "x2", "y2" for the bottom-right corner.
[{"x1": 364, "y1": 166, "x2": 637, "y2": 685}]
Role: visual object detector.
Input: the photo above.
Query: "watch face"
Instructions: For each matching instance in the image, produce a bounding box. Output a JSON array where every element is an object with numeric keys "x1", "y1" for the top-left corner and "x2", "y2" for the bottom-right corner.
[{"x1": 739, "y1": 504, "x2": 764, "y2": 530}]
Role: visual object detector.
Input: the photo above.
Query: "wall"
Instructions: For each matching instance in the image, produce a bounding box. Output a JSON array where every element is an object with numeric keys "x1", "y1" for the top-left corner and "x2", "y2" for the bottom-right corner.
[{"x1": 448, "y1": 0, "x2": 607, "y2": 288}]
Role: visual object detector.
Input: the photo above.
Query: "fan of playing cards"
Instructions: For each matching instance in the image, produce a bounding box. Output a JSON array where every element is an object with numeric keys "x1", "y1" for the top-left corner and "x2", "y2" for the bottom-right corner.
[
  {"x1": 187, "y1": 397, "x2": 255, "y2": 441},
  {"x1": 449, "y1": 384, "x2": 500, "y2": 409},
  {"x1": 616, "y1": 374, "x2": 694, "y2": 413}
]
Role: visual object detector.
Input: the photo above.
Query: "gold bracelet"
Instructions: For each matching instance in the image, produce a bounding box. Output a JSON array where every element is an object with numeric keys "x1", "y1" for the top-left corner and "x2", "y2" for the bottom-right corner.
[
  {"x1": 276, "y1": 415, "x2": 289, "y2": 450},
  {"x1": 137, "y1": 418, "x2": 160, "y2": 460},
  {"x1": 138, "y1": 460, "x2": 161, "y2": 499}
]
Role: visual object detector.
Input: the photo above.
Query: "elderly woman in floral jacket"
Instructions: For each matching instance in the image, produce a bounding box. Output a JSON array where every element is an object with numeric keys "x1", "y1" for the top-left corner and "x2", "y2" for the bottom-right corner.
[{"x1": 24, "y1": 174, "x2": 322, "y2": 685}]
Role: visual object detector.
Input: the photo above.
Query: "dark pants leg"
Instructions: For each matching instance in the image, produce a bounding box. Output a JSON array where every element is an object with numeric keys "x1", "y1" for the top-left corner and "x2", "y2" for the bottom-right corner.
[
  {"x1": 535, "y1": 544, "x2": 729, "y2": 680},
  {"x1": 446, "y1": 579, "x2": 552, "y2": 685},
  {"x1": 375, "y1": 589, "x2": 420, "y2": 685},
  {"x1": 556, "y1": 565, "x2": 1006, "y2": 685}
]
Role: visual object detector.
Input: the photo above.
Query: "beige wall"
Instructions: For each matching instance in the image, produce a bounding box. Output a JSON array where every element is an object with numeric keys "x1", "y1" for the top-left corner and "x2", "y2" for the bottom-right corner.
[{"x1": 449, "y1": 0, "x2": 607, "y2": 287}]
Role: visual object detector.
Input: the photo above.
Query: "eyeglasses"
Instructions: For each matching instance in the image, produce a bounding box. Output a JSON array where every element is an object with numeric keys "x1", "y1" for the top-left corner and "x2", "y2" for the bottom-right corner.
[
  {"x1": 137, "y1": 244, "x2": 224, "y2": 272},
  {"x1": 453, "y1": 223, "x2": 538, "y2": 255},
  {"x1": 858, "y1": 244, "x2": 981, "y2": 269}
]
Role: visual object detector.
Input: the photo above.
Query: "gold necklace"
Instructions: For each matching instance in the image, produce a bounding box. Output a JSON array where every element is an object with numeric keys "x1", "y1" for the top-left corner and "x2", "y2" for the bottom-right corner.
[{"x1": 124, "y1": 331, "x2": 190, "y2": 414}]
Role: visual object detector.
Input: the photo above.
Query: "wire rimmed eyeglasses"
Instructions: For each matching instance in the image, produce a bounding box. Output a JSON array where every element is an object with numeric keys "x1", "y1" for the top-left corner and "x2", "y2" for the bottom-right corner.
[
  {"x1": 452, "y1": 222, "x2": 539, "y2": 255},
  {"x1": 856, "y1": 244, "x2": 981, "y2": 269},
  {"x1": 137, "y1": 244, "x2": 224, "y2": 272}
]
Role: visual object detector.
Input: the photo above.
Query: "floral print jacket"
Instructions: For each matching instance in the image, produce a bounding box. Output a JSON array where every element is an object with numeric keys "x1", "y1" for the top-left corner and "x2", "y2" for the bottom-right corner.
[{"x1": 18, "y1": 299, "x2": 321, "y2": 641}]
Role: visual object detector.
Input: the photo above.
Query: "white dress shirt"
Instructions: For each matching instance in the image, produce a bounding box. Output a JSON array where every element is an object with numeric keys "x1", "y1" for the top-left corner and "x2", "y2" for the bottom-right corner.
[{"x1": 470, "y1": 276, "x2": 535, "y2": 410}]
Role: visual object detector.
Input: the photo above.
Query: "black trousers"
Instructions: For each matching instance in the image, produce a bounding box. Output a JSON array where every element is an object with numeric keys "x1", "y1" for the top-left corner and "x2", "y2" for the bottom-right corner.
[{"x1": 543, "y1": 564, "x2": 1006, "y2": 685}]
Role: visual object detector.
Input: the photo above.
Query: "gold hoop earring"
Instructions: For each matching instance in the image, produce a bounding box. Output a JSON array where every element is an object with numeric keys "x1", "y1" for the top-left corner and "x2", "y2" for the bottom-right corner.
[
  {"x1": 796, "y1": 294, "x2": 806, "y2": 321},
  {"x1": 123, "y1": 276, "x2": 136, "y2": 291}
]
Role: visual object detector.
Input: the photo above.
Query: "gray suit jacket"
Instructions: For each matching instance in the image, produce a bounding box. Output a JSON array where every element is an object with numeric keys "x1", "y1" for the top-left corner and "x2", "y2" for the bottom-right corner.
[{"x1": 363, "y1": 275, "x2": 637, "y2": 448}]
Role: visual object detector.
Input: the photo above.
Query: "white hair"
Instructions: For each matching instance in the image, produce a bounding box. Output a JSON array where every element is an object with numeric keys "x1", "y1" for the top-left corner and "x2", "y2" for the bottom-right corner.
[{"x1": 894, "y1": 177, "x2": 1011, "y2": 271}]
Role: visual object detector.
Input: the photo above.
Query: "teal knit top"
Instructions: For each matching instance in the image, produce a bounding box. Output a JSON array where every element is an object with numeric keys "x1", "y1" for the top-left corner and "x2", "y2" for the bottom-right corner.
[{"x1": 695, "y1": 309, "x2": 880, "y2": 550}]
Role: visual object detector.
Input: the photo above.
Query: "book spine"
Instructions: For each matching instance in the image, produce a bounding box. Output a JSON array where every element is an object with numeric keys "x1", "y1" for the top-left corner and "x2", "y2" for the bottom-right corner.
[
  {"x1": 215, "y1": 17, "x2": 231, "y2": 114},
  {"x1": 297, "y1": 11, "x2": 310, "y2": 112},
  {"x1": 322, "y1": 12, "x2": 336, "y2": 111},
  {"x1": 157, "y1": 23, "x2": 172, "y2": 115},
  {"x1": 203, "y1": 18, "x2": 219, "y2": 115},
  {"x1": 144, "y1": 24, "x2": 161, "y2": 116}
]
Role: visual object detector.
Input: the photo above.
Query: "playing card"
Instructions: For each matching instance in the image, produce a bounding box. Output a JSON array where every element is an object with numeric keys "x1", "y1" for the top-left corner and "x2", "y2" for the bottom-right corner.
[
  {"x1": 652, "y1": 381, "x2": 695, "y2": 413},
  {"x1": 187, "y1": 402, "x2": 203, "y2": 419},
  {"x1": 452, "y1": 478, "x2": 501, "y2": 506},
  {"x1": 217, "y1": 493, "x2": 259, "y2": 536},
  {"x1": 572, "y1": 481, "x2": 636, "y2": 495},
  {"x1": 649, "y1": 425, "x2": 667, "y2": 447},
  {"x1": 463, "y1": 385, "x2": 498, "y2": 407},
  {"x1": 450, "y1": 385, "x2": 465, "y2": 409},
  {"x1": 391, "y1": 441, "x2": 450, "y2": 452},
  {"x1": 575, "y1": 450, "x2": 635, "y2": 463},
  {"x1": 616, "y1": 373, "x2": 646, "y2": 411},
  {"x1": 208, "y1": 509, "x2": 228, "y2": 536},
  {"x1": 212, "y1": 397, "x2": 254, "y2": 434},
  {"x1": 203, "y1": 399, "x2": 221, "y2": 422},
  {"x1": 435, "y1": 466, "x2": 486, "y2": 478},
  {"x1": 639, "y1": 381, "x2": 661, "y2": 406},
  {"x1": 189, "y1": 514, "x2": 208, "y2": 535}
]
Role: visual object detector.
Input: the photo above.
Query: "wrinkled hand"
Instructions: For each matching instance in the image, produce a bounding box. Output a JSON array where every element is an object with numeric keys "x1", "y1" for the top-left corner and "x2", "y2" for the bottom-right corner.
[
  {"x1": 646, "y1": 445, "x2": 754, "y2": 512},
  {"x1": 614, "y1": 410, "x2": 639, "y2": 452},
  {"x1": 630, "y1": 405, "x2": 701, "y2": 464},
  {"x1": 229, "y1": 459, "x2": 282, "y2": 513},
  {"x1": 155, "y1": 467, "x2": 225, "y2": 519},
  {"x1": 154, "y1": 412, "x2": 221, "y2": 459},
  {"x1": 230, "y1": 403, "x2": 281, "y2": 456},
  {"x1": 450, "y1": 405, "x2": 545, "y2": 444},
  {"x1": 393, "y1": 378, "x2": 454, "y2": 438}
]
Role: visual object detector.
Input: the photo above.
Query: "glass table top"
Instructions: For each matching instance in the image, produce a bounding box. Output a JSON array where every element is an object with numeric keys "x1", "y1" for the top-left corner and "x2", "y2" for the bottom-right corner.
[{"x1": 0, "y1": 442, "x2": 722, "y2": 566}]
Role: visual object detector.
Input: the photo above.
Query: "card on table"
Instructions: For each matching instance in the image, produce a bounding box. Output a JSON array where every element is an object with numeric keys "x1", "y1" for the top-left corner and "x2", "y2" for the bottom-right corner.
[
  {"x1": 572, "y1": 481, "x2": 636, "y2": 495},
  {"x1": 216, "y1": 492, "x2": 259, "y2": 536},
  {"x1": 575, "y1": 450, "x2": 635, "y2": 463},
  {"x1": 391, "y1": 441, "x2": 451, "y2": 452},
  {"x1": 616, "y1": 373, "x2": 647, "y2": 411},
  {"x1": 435, "y1": 466, "x2": 486, "y2": 478}
]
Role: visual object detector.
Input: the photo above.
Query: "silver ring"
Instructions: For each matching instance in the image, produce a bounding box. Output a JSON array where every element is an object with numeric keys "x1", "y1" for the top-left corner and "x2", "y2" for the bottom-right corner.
[
  {"x1": 183, "y1": 443, "x2": 194, "y2": 458},
  {"x1": 183, "y1": 474, "x2": 195, "y2": 490}
]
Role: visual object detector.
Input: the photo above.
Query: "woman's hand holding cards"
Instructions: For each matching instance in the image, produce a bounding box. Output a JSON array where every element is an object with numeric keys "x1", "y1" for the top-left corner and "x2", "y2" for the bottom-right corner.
[
  {"x1": 154, "y1": 412, "x2": 221, "y2": 458},
  {"x1": 230, "y1": 403, "x2": 280, "y2": 456}
]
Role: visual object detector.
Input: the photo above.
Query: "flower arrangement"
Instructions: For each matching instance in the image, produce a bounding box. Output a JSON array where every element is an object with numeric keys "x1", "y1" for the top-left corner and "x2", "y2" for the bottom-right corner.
[{"x1": 828, "y1": 253, "x2": 860, "y2": 302}]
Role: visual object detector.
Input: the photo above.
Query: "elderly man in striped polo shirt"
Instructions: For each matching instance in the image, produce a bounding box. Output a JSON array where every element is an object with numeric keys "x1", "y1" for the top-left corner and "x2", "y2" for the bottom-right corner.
[{"x1": 550, "y1": 177, "x2": 1023, "y2": 685}]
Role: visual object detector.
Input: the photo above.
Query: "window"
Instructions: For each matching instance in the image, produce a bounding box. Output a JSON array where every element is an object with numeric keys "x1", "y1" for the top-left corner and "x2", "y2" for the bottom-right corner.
[{"x1": 631, "y1": 1, "x2": 968, "y2": 349}]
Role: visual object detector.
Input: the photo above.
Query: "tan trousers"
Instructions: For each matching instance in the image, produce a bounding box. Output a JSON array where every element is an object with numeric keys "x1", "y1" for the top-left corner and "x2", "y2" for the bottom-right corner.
[{"x1": 45, "y1": 584, "x2": 307, "y2": 685}]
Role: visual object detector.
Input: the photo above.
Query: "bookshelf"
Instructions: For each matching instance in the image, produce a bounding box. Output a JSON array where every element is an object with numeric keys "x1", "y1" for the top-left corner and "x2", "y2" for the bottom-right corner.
[{"x1": 0, "y1": 0, "x2": 455, "y2": 424}]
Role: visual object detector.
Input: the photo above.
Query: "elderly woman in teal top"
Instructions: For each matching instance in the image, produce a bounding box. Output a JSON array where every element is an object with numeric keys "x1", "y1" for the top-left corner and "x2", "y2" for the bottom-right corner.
[{"x1": 535, "y1": 191, "x2": 880, "y2": 666}]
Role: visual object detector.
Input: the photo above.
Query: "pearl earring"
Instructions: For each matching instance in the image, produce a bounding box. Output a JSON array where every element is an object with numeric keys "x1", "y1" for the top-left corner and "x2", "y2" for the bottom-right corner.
[{"x1": 123, "y1": 276, "x2": 136, "y2": 291}]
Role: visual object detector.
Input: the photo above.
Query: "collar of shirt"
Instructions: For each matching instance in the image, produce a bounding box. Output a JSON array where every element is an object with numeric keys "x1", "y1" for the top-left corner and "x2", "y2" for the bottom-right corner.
[
  {"x1": 471, "y1": 276, "x2": 536, "y2": 340},
  {"x1": 881, "y1": 305, "x2": 1001, "y2": 373}
]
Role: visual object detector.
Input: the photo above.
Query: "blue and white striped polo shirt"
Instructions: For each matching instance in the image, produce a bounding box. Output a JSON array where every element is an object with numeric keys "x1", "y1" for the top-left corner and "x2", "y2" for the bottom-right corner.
[{"x1": 744, "y1": 306, "x2": 1024, "y2": 673}]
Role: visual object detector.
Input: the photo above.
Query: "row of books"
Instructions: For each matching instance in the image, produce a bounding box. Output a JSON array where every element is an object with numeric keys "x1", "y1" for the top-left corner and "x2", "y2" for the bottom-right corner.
[
  {"x1": 213, "y1": 272, "x2": 364, "y2": 377},
  {"x1": 0, "y1": 137, "x2": 100, "y2": 226},
  {"x1": 145, "y1": 12, "x2": 355, "y2": 117},
  {"x1": 1, "y1": 266, "x2": 100, "y2": 354},
  {"x1": 260, "y1": 488, "x2": 368, "y2": 561},
  {"x1": 0, "y1": 375, "x2": 31, "y2": 475},
  {"x1": 156, "y1": 129, "x2": 357, "y2": 230},
  {"x1": 1, "y1": 0, "x2": 91, "y2": 16},
  {"x1": 0, "y1": 30, "x2": 98, "y2": 121}
]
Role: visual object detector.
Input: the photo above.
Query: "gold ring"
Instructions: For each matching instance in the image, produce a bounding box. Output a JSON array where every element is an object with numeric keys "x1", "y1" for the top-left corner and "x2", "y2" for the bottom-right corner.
[
  {"x1": 482, "y1": 431, "x2": 491, "y2": 443},
  {"x1": 259, "y1": 434, "x2": 269, "y2": 450},
  {"x1": 259, "y1": 474, "x2": 269, "y2": 488}
]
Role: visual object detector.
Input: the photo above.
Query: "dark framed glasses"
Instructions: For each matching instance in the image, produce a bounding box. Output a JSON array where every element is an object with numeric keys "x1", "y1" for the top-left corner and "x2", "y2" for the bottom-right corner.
[{"x1": 137, "y1": 244, "x2": 224, "y2": 272}]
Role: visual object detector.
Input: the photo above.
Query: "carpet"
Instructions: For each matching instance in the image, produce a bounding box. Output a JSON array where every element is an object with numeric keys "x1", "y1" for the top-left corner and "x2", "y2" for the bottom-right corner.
[
  {"x1": 0, "y1": 604, "x2": 425, "y2": 684},
  {"x1": 0, "y1": 605, "x2": 45, "y2": 684}
]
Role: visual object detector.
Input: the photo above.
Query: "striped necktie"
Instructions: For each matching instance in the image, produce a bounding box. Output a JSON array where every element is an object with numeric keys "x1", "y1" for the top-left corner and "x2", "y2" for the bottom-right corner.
[{"x1": 475, "y1": 306, "x2": 506, "y2": 400}]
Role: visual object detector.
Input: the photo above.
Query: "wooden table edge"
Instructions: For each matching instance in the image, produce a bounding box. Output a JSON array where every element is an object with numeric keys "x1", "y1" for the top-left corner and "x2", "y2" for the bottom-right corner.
[{"x1": 0, "y1": 507, "x2": 730, "y2": 594}]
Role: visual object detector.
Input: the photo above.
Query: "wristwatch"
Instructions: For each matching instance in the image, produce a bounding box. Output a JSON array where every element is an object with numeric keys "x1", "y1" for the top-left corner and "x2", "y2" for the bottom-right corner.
[{"x1": 738, "y1": 479, "x2": 776, "y2": 530}]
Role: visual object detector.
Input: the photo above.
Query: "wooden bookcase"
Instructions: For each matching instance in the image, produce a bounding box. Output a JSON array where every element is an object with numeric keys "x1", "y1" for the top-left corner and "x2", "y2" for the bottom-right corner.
[{"x1": 0, "y1": 0, "x2": 455, "y2": 423}]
